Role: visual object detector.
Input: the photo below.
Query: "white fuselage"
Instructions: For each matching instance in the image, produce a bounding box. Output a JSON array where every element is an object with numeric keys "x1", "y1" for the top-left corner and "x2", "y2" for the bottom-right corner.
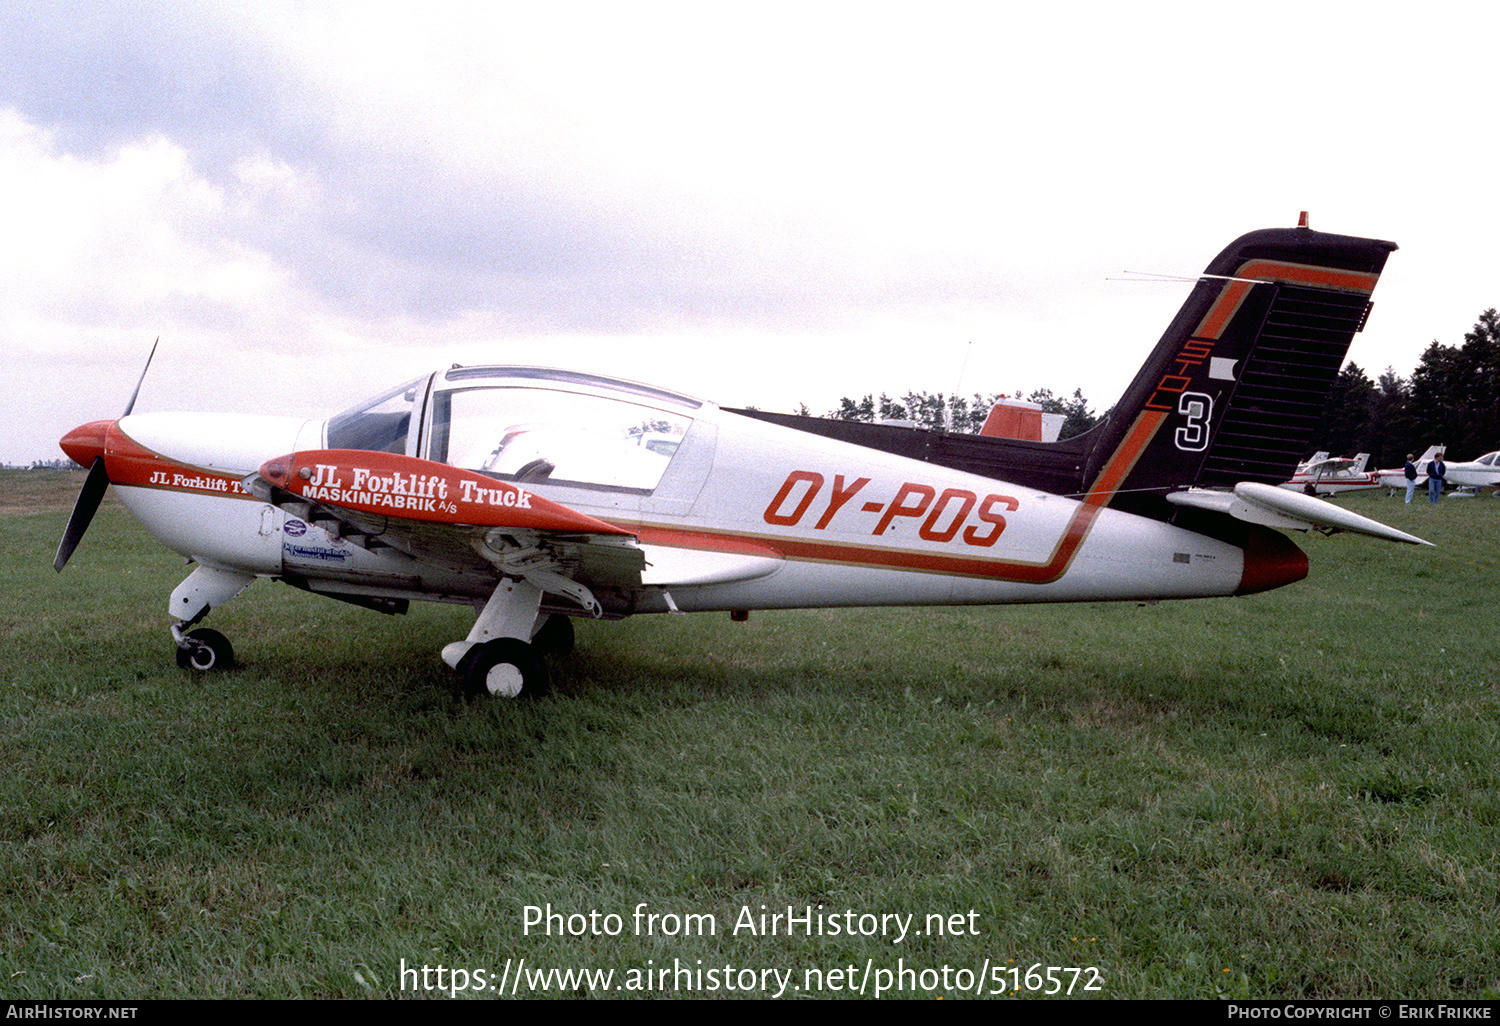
[
  {"x1": 102, "y1": 395, "x2": 1254, "y2": 617},
  {"x1": 1441, "y1": 452, "x2": 1500, "y2": 489}
]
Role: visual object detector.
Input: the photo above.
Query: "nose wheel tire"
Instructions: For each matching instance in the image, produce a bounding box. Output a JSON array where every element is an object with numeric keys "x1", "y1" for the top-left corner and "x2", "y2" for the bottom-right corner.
[
  {"x1": 459, "y1": 639, "x2": 549, "y2": 700},
  {"x1": 175, "y1": 627, "x2": 235, "y2": 671}
]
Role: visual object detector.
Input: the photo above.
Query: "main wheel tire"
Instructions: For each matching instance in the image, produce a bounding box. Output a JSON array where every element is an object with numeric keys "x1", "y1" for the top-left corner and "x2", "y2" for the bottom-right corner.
[
  {"x1": 460, "y1": 639, "x2": 549, "y2": 700},
  {"x1": 531, "y1": 614, "x2": 575, "y2": 657},
  {"x1": 175, "y1": 627, "x2": 235, "y2": 671}
]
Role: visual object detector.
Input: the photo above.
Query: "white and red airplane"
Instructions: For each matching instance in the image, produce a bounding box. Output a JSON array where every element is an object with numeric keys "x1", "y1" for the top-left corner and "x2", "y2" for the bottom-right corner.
[
  {"x1": 55, "y1": 223, "x2": 1429, "y2": 699},
  {"x1": 1280, "y1": 453, "x2": 1381, "y2": 496}
]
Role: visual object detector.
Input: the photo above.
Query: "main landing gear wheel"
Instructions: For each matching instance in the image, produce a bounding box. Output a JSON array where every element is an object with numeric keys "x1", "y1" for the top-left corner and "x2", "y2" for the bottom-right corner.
[
  {"x1": 460, "y1": 639, "x2": 550, "y2": 700},
  {"x1": 175, "y1": 627, "x2": 235, "y2": 671}
]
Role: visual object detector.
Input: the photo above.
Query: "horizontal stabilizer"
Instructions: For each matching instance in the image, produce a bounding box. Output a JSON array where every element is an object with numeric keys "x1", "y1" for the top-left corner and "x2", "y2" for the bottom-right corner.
[{"x1": 1168, "y1": 482, "x2": 1430, "y2": 545}]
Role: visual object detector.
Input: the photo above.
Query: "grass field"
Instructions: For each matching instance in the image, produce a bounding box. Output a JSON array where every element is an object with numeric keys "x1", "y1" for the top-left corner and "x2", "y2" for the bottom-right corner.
[{"x1": 3, "y1": 469, "x2": 1498, "y2": 999}]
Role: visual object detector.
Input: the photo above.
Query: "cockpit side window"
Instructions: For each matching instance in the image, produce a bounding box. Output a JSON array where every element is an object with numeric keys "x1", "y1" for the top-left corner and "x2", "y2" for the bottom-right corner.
[
  {"x1": 427, "y1": 386, "x2": 691, "y2": 493},
  {"x1": 326, "y1": 377, "x2": 424, "y2": 455}
]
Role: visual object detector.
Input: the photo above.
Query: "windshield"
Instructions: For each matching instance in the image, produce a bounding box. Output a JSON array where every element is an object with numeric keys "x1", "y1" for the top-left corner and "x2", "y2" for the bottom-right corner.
[{"x1": 325, "y1": 377, "x2": 425, "y2": 454}]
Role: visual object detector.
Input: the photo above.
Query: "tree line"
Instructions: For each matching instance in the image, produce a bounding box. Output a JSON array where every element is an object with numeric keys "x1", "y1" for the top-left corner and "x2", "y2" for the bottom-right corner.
[
  {"x1": 1314, "y1": 308, "x2": 1500, "y2": 468},
  {"x1": 810, "y1": 387, "x2": 1101, "y2": 440}
]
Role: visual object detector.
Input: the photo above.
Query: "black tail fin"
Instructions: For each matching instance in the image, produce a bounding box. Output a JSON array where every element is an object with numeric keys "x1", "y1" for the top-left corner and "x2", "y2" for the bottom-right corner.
[{"x1": 1080, "y1": 225, "x2": 1397, "y2": 513}]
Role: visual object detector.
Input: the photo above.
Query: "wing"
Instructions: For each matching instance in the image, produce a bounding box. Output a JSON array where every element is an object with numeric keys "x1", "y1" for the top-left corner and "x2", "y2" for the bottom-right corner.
[
  {"x1": 244, "y1": 449, "x2": 644, "y2": 615},
  {"x1": 1311, "y1": 457, "x2": 1357, "y2": 473}
]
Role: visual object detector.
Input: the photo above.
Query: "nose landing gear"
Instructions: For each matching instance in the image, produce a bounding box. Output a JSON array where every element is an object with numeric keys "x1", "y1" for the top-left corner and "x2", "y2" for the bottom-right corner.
[
  {"x1": 173, "y1": 625, "x2": 235, "y2": 671},
  {"x1": 169, "y1": 564, "x2": 254, "y2": 672}
]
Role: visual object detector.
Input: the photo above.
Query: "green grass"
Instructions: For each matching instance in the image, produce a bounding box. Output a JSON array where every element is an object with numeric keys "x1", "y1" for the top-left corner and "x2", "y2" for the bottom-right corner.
[{"x1": 3, "y1": 469, "x2": 1498, "y2": 998}]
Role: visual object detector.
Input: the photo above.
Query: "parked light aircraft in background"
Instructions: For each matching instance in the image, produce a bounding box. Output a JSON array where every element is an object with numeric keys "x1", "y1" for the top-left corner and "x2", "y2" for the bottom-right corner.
[
  {"x1": 1435, "y1": 451, "x2": 1500, "y2": 492},
  {"x1": 1376, "y1": 445, "x2": 1444, "y2": 491},
  {"x1": 1375, "y1": 446, "x2": 1500, "y2": 495},
  {"x1": 1280, "y1": 453, "x2": 1380, "y2": 496},
  {"x1": 55, "y1": 223, "x2": 1429, "y2": 699}
]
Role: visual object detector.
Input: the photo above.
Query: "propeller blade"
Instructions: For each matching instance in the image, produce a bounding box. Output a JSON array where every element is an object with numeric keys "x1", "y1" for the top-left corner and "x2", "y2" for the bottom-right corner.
[
  {"x1": 55, "y1": 340, "x2": 158, "y2": 571},
  {"x1": 122, "y1": 337, "x2": 159, "y2": 418},
  {"x1": 54, "y1": 456, "x2": 111, "y2": 572}
]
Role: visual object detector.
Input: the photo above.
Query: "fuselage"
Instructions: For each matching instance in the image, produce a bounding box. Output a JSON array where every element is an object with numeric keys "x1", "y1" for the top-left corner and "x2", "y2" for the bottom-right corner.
[
  {"x1": 1442, "y1": 452, "x2": 1500, "y2": 489},
  {"x1": 1278, "y1": 472, "x2": 1381, "y2": 496},
  {"x1": 61, "y1": 367, "x2": 1308, "y2": 618}
]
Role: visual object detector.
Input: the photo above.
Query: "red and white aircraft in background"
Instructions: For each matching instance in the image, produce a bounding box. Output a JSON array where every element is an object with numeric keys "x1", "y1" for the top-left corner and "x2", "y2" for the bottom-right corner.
[
  {"x1": 55, "y1": 223, "x2": 1428, "y2": 699},
  {"x1": 1280, "y1": 453, "x2": 1381, "y2": 496}
]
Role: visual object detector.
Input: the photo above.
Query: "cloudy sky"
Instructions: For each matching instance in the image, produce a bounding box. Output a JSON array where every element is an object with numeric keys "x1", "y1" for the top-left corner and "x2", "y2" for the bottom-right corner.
[{"x1": 3, "y1": 1, "x2": 1496, "y2": 465}]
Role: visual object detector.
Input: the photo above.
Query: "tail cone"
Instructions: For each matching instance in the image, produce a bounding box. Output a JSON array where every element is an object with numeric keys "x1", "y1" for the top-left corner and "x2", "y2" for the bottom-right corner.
[{"x1": 1236, "y1": 525, "x2": 1308, "y2": 595}]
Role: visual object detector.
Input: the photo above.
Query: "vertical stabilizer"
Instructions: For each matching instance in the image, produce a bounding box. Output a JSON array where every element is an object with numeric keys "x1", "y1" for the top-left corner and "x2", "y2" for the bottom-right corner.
[{"x1": 1081, "y1": 226, "x2": 1397, "y2": 515}]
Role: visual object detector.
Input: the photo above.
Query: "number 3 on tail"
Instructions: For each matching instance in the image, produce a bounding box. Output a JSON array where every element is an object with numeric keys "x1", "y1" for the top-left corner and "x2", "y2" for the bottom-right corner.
[{"x1": 1174, "y1": 392, "x2": 1212, "y2": 452}]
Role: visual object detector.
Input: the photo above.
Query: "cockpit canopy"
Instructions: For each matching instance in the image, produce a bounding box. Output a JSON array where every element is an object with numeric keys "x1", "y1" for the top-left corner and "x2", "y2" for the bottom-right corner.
[{"x1": 326, "y1": 366, "x2": 701, "y2": 494}]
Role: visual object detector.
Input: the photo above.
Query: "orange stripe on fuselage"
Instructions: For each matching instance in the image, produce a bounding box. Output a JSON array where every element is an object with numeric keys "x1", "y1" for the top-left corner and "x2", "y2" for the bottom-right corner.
[
  {"x1": 627, "y1": 519, "x2": 1100, "y2": 584},
  {"x1": 103, "y1": 423, "x2": 257, "y2": 499},
  {"x1": 623, "y1": 405, "x2": 1174, "y2": 586}
]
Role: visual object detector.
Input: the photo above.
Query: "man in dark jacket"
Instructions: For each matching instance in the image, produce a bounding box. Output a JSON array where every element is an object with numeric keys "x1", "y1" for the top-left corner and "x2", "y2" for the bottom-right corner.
[{"x1": 1428, "y1": 452, "x2": 1446, "y2": 504}]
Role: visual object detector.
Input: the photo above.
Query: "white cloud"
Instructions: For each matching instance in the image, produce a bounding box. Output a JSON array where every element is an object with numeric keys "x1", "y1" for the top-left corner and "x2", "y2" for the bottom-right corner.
[{"x1": 0, "y1": 112, "x2": 300, "y2": 349}]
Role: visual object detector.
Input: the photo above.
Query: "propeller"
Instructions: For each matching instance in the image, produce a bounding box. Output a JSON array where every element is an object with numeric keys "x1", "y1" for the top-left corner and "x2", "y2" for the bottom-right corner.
[{"x1": 53, "y1": 340, "x2": 159, "y2": 572}]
